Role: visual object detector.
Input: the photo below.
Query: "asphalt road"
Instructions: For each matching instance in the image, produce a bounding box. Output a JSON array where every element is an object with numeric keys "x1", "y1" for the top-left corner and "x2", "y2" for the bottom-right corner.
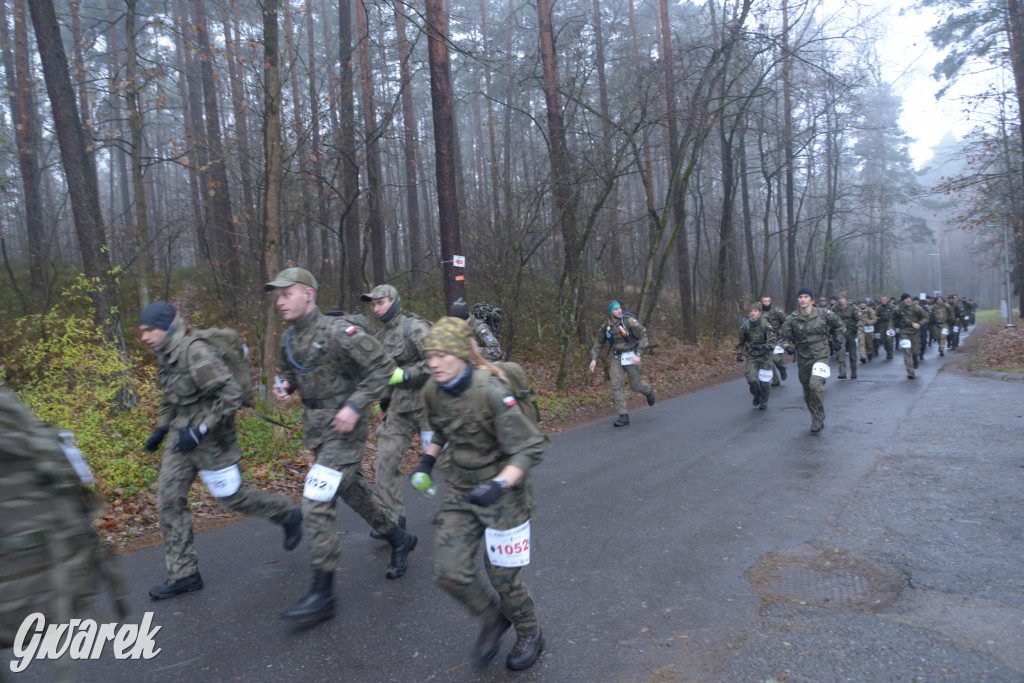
[{"x1": 5, "y1": 329, "x2": 1023, "y2": 682}]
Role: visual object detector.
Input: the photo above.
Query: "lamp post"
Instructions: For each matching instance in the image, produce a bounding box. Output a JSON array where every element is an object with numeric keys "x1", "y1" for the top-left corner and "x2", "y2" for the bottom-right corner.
[
  {"x1": 1002, "y1": 224, "x2": 1016, "y2": 327},
  {"x1": 928, "y1": 252, "x2": 941, "y2": 296}
]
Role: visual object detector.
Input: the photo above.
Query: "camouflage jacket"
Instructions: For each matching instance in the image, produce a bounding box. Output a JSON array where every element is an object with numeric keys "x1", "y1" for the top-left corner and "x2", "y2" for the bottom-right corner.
[
  {"x1": 424, "y1": 369, "x2": 546, "y2": 492},
  {"x1": 777, "y1": 306, "x2": 844, "y2": 362},
  {"x1": 932, "y1": 303, "x2": 951, "y2": 324},
  {"x1": 856, "y1": 307, "x2": 877, "y2": 330},
  {"x1": 278, "y1": 307, "x2": 395, "y2": 449},
  {"x1": 736, "y1": 316, "x2": 776, "y2": 359},
  {"x1": 874, "y1": 301, "x2": 895, "y2": 325},
  {"x1": 376, "y1": 312, "x2": 432, "y2": 414},
  {"x1": 835, "y1": 302, "x2": 860, "y2": 332},
  {"x1": 761, "y1": 305, "x2": 787, "y2": 330},
  {"x1": 155, "y1": 314, "x2": 241, "y2": 435},
  {"x1": 890, "y1": 302, "x2": 929, "y2": 334},
  {"x1": 470, "y1": 315, "x2": 503, "y2": 361},
  {"x1": 953, "y1": 300, "x2": 969, "y2": 322},
  {"x1": 590, "y1": 313, "x2": 649, "y2": 360}
]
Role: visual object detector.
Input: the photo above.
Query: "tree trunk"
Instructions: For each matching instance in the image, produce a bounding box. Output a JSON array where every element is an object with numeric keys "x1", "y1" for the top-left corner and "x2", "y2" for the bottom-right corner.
[
  {"x1": 782, "y1": 0, "x2": 798, "y2": 310},
  {"x1": 305, "y1": 4, "x2": 328, "y2": 283},
  {"x1": 262, "y1": 0, "x2": 283, "y2": 394},
  {"x1": 425, "y1": 0, "x2": 464, "y2": 308},
  {"x1": 356, "y1": 0, "x2": 386, "y2": 285},
  {"x1": 126, "y1": 0, "x2": 152, "y2": 309},
  {"x1": 395, "y1": 5, "x2": 424, "y2": 288},
  {"x1": 339, "y1": 0, "x2": 362, "y2": 309},
  {"x1": 222, "y1": 1, "x2": 256, "y2": 230}
]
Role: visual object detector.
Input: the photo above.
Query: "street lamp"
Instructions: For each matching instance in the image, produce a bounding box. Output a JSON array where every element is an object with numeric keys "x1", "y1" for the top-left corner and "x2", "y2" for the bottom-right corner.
[{"x1": 928, "y1": 252, "x2": 942, "y2": 295}]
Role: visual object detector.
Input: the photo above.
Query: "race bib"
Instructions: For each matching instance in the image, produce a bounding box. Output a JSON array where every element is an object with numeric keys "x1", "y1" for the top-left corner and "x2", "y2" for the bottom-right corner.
[
  {"x1": 941, "y1": 327, "x2": 949, "y2": 335},
  {"x1": 886, "y1": 329, "x2": 896, "y2": 337},
  {"x1": 963, "y1": 316, "x2": 969, "y2": 321},
  {"x1": 304, "y1": 463, "x2": 343, "y2": 502},
  {"x1": 873, "y1": 333, "x2": 881, "y2": 340},
  {"x1": 758, "y1": 368, "x2": 774, "y2": 383},
  {"x1": 811, "y1": 362, "x2": 831, "y2": 379},
  {"x1": 199, "y1": 464, "x2": 242, "y2": 498},
  {"x1": 619, "y1": 351, "x2": 636, "y2": 366},
  {"x1": 485, "y1": 519, "x2": 531, "y2": 568},
  {"x1": 420, "y1": 430, "x2": 434, "y2": 447},
  {"x1": 773, "y1": 346, "x2": 784, "y2": 355},
  {"x1": 863, "y1": 325, "x2": 874, "y2": 333},
  {"x1": 953, "y1": 326, "x2": 960, "y2": 332},
  {"x1": 899, "y1": 338, "x2": 912, "y2": 349}
]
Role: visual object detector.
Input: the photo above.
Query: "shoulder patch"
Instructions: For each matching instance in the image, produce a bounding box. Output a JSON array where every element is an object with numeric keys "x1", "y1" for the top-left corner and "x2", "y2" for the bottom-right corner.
[
  {"x1": 345, "y1": 325, "x2": 358, "y2": 335},
  {"x1": 502, "y1": 395, "x2": 517, "y2": 406},
  {"x1": 358, "y1": 338, "x2": 375, "y2": 352}
]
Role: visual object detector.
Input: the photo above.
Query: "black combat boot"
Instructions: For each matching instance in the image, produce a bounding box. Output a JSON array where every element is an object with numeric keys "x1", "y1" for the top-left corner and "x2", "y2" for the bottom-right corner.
[
  {"x1": 939, "y1": 350, "x2": 944, "y2": 357},
  {"x1": 860, "y1": 357, "x2": 866, "y2": 364},
  {"x1": 370, "y1": 515, "x2": 405, "y2": 540},
  {"x1": 613, "y1": 414, "x2": 630, "y2": 427},
  {"x1": 771, "y1": 378, "x2": 780, "y2": 387},
  {"x1": 149, "y1": 572, "x2": 203, "y2": 600},
  {"x1": 282, "y1": 506, "x2": 303, "y2": 550},
  {"x1": 385, "y1": 525, "x2": 418, "y2": 579},
  {"x1": 752, "y1": 395, "x2": 760, "y2": 407},
  {"x1": 837, "y1": 374, "x2": 846, "y2": 380},
  {"x1": 851, "y1": 369, "x2": 857, "y2": 379},
  {"x1": 646, "y1": 389, "x2": 656, "y2": 406},
  {"x1": 758, "y1": 403, "x2": 767, "y2": 411},
  {"x1": 474, "y1": 614, "x2": 511, "y2": 665},
  {"x1": 282, "y1": 571, "x2": 334, "y2": 623},
  {"x1": 810, "y1": 417, "x2": 822, "y2": 433},
  {"x1": 506, "y1": 630, "x2": 545, "y2": 671}
]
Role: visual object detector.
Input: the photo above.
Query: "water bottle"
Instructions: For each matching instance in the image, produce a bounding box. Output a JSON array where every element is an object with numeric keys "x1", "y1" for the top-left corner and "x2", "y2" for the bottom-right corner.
[{"x1": 411, "y1": 472, "x2": 437, "y2": 497}]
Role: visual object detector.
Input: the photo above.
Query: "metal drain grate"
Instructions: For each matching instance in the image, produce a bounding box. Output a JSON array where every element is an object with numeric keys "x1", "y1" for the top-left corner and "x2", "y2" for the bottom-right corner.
[{"x1": 764, "y1": 567, "x2": 874, "y2": 607}]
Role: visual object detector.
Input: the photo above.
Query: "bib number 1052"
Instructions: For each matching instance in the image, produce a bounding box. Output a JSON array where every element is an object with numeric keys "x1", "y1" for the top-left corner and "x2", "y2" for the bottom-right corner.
[{"x1": 485, "y1": 519, "x2": 531, "y2": 567}]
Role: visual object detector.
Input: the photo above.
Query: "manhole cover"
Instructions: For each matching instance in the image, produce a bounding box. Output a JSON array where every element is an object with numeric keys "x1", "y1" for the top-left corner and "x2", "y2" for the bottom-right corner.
[{"x1": 748, "y1": 544, "x2": 905, "y2": 612}]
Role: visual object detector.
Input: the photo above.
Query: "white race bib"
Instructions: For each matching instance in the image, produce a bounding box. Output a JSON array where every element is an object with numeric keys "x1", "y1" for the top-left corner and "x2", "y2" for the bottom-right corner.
[
  {"x1": 199, "y1": 464, "x2": 242, "y2": 498},
  {"x1": 953, "y1": 326, "x2": 960, "y2": 332},
  {"x1": 304, "y1": 464, "x2": 343, "y2": 502},
  {"x1": 420, "y1": 430, "x2": 434, "y2": 447},
  {"x1": 941, "y1": 327, "x2": 949, "y2": 335},
  {"x1": 863, "y1": 325, "x2": 874, "y2": 333},
  {"x1": 899, "y1": 338, "x2": 912, "y2": 349},
  {"x1": 619, "y1": 351, "x2": 636, "y2": 366},
  {"x1": 811, "y1": 362, "x2": 831, "y2": 379},
  {"x1": 886, "y1": 329, "x2": 896, "y2": 337},
  {"x1": 773, "y1": 345, "x2": 784, "y2": 355},
  {"x1": 873, "y1": 333, "x2": 881, "y2": 340},
  {"x1": 485, "y1": 519, "x2": 531, "y2": 568},
  {"x1": 758, "y1": 368, "x2": 774, "y2": 383}
]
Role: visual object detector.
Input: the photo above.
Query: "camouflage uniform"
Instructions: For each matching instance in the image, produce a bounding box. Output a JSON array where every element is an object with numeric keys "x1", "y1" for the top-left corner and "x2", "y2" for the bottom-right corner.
[
  {"x1": 373, "y1": 310, "x2": 433, "y2": 526},
  {"x1": 737, "y1": 315, "x2": 776, "y2": 408},
  {"x1": 761, "y1": 304, "x2": 789, "y2": 382},
  {"x1": 590, "y1": 312, "x2": 653, "y2": 415},
  {"x1": 278, "y1": 307, "x2": 398, "y2": 573},
  {"x1": 833, "y1": 299, "x2": 860, "y2": 377},
  {"x1": 777, "y1": 306, "x2": 844, "y2": 428},
  {"x1": 932, "y1": 299, "x2": 951, "y2": 353},
  {"x1": 425, "y1": 369, "x2": 547, "y2": 639},
  {"x1": 856, "y1": 305, "x2": 878, "y2": 361},
  {"x1": 890, "y1": 300, "x2": 929, "y2": 378},
  {"x1": 874, "y1": 299, "x2": 895, "y2": 358},
  {"x1": 155, "y1": 315, "x2": 294, "y2": 581},
  {"x1": 470, "y1": 315, "x2": 503, "y2": 361}
]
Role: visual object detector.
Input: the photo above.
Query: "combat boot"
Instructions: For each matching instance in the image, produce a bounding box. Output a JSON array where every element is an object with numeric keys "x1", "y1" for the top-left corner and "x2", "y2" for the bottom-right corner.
[
  {"x1": 850, "y1": 369, "x2": 857, "y2": 379},
  {"x1": 810, "y1": 417, "x2": 822, "y2": 433},
  {"x1": 282, "y1": 571, "x2": 334, "y2": 623},
  {"x1": 370, "y1": 515, "x2": 405, "y2": 541},
  {"x1": 771, "y1": 378, "x2": 780, "y2": 387},
  {"x1": 506, "y1": 630, "x2": 545, "y2": 671},
  {"x1": 837, "y1": 374, "x2": 846, "y2": 380},
  {"x1": 646, "y1": 389, "x2": 656, "y2": 406},
  {"x1": 752, "y1": 395, "x2": 760, "y2": 407},
  {"x1": 149, "y1": 572, "x2": 203, "y2": 600},
  {"x1": 613, "y1": 414, "x2": 630, "y2": 427},
  {"x1": 939, "y1": 350, "x2": 944, "y2": 357},
  {"x1": 779, "y1": 365, "x2": 787, "y2": 380},
  {"x1": 282, "y1": 506, "x2": 303, "y2": 550},
  {"x1": 385, "y1": 525, "x2": 418, "y2": 579},
  {"x1": 474, "y1": 614, "x2": 511, "y2": 665}
]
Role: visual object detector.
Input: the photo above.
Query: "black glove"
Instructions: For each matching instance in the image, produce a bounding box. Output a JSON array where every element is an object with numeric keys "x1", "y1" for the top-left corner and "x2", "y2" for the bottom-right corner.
[
  {"x1": 833, "y1": 340, "x2": 843, "y2": 352},
  {"x1": 144, "y1": 427, "x2": 168, "y2": 452},
  {"x1": 379, "y1": 396, "x2": 391, "y2": 414},
  {"x1": 414, "y1": 454, "x2": 436, "y2": 476},
  {"x1": 736, "y1": 353, "x2": 744, "y2": 363},
  {"x1": 784, "y1": 345, "x2": 795, "y2": 355},
  {"x1": 175, "y1": 425, "x2": 207, "y2": 453},
  {"x1": 468, "y1": 480, "x2": 507, "y2": 507}
]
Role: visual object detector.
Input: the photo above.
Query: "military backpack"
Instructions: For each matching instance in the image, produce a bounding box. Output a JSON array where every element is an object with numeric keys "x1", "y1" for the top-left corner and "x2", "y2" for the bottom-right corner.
[
  {"x1": 472, "y1": 303, "x2": 503, "y2": 334},
  {"x1": 423, "y1": 361, "x2": 541, "y2": 435},
  {"x1": 187, "y1": 328, "x2": 255, "y2": 407},
  {"x1": 0, "y1": 388, "x2": 127, "y2": 648}
]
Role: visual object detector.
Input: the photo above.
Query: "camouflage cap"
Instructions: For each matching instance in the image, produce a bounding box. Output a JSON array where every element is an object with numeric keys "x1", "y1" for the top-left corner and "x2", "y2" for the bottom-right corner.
[
  {"x1": 749, "y1": 302, "x2": 761, "y2": 312},
  {"x1": 264, "y1": 267, "x2": 318, "y2": 292},
  {"x1": 423, "y1": 316, "x2": 474, "y2": 361},
  {"x1": 360, "y1": 284, "x2": 399, "y2": 302},
  {"x1": 837, "y1": 291, "x2": 848, "y2": 299}
]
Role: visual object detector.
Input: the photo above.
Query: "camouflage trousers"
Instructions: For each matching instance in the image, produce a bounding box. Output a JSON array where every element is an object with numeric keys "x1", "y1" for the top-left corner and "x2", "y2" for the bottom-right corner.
[
  {"x1": 609, "y1": 356, "x2": 651, "y2": 414},
  {"x1": 879, "y1": 329, "x2": 894, "y2": 357},
  {"x1": 857, "y1": 329, "x2": 875, "y2": 360},
  {"x1": 374, "y1": 408, "x2": 429, "y2": 525},
  {"x1": 898, "y1": 331, "x2": 921, "y2": 377},
  {"x1": 306, "y1": 426, "x2": 396, "y2": 573},
  {"x1": 744, "y1": 357, "x2": 772, "y2": 406},
  {"x1": 934, "y1": 324, "x2": 948, "y2": 350},
  {"x1": 434, "y1": 483, "x2": 539, "y2": 637},
  {"x1": 158, "y1": 435, "x2": 293, "y2": 581},
  {"x1": 796, "y1": 356, "x2": 828, "y2": 422},
  {"x1": 836, "y1": 330, "x2": 858, "y2": 375},
  {"x1": 949, "y1": 325, "x2": 961, "y2": 348},
  {"x1": 772, "y1": 351, "x2": 788, "y2": 381}
]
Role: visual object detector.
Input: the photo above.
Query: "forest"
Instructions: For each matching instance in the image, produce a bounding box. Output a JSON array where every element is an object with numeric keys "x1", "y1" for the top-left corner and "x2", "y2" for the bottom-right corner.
[{"x1": 1, "y1": 0, "x2": 1022, "y2": 412}]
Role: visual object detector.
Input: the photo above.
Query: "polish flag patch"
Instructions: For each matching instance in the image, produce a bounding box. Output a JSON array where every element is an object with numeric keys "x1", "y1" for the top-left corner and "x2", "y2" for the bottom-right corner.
[
  {"x1": 503, "y1": 395, "x2": 517, "y2": 406},
  {"x1": 345, "y1": 325, "x2": 358, "y2": 335}
]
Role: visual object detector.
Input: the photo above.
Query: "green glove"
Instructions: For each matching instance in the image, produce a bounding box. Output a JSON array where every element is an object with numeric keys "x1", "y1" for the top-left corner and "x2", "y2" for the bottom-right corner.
[{"x1": 388, "y1": 367, "x2": 408, "y2": 385}]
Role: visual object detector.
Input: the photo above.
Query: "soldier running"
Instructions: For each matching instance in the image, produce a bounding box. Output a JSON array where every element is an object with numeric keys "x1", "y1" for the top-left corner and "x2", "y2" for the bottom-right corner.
[{"x1": 588, "y1": 301, "x2": 655, "y2": 427}]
